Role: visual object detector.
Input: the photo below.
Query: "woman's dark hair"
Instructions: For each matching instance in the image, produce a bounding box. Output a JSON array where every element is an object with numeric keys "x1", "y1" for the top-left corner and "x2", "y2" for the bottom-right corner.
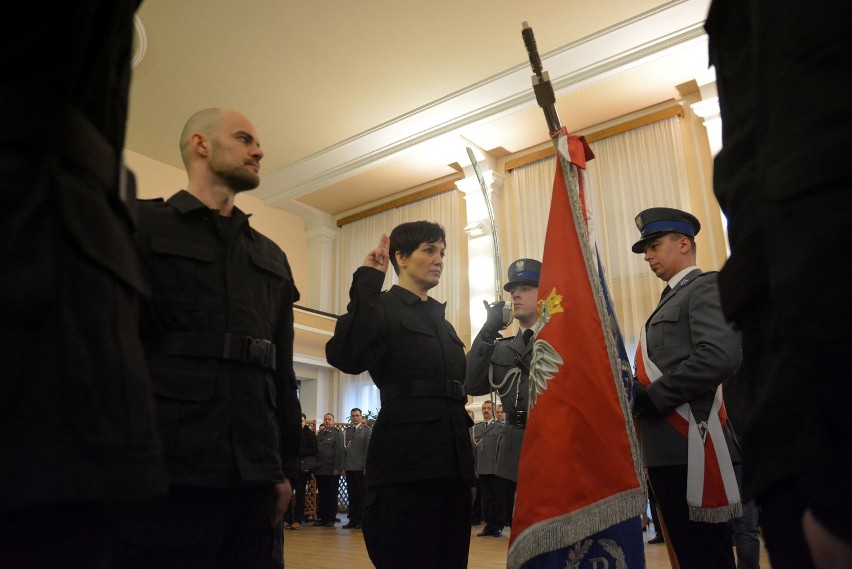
[{"x1": 388, "y1": 221, "x2": 446, "y2": 275}]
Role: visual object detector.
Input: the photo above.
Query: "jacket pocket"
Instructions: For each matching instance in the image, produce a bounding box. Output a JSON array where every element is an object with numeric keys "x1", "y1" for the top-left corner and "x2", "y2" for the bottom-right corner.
[
  {"x1": 148, "y1": 356, "x2": 219, "y2": 462},
  {"x1": 648, "y1": 305, "x2": 681, "y2": 349},
  {"x1": 246, "y1": 250, "x2": 294, "y2": 327},
  {"x1": 149, "y1": 236, "x2": 219, "y2": 310},
  {"x1": 399, "y1": 314, "x2": 435, "y2": 337}
]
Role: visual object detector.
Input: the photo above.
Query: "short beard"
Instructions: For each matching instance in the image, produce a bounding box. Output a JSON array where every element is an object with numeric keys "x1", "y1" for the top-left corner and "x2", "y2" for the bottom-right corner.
[{"x1": 226, "y1": 171, "x2": 260, "y2": 193}]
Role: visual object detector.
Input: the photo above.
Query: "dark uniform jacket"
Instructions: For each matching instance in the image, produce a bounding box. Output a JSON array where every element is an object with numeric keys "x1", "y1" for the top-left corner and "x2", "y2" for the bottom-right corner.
[
  {"x1": 325, "y1": 267, "x2": 475, "y2": 488},
  {"x1": 465, "y1": 330, "x2": 532, "y2": 481},
  {"x1": 299, "y1": 425, "x2": 319, "y2": 461},
  {"x1": 0, "y1": 0, "x2": 169, "y2": 512},
  {"x1": 136, "y1": 190, "x2": 302, "y2": 486}
]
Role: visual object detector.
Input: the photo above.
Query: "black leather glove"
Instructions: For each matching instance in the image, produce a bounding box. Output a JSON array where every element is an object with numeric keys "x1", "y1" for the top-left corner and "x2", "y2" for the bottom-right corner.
[
  {"x1": 631, "y1": 380, "x2": 657, "y2": 417},
  {"x1": 481, "y1": 300, "x2": 508, "y2": 339}
]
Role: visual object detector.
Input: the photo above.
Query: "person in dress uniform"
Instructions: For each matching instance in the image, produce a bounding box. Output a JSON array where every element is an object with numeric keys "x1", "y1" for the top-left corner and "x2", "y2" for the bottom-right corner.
[
  {"x1": 466, "y1": 258, "x2": 541, "y2": 529},
  {"x1": 630, "y1": 207, "x2": 742, "y2": 569}
]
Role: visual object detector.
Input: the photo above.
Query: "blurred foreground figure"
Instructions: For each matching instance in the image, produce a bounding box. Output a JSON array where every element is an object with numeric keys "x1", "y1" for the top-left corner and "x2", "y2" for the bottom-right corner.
[
  {"x1": 706, "y1": 2, "x2": 852, "y2": 567},
  {"x1": 0, "y1": 2, "x2": 169, "y2": 568}
]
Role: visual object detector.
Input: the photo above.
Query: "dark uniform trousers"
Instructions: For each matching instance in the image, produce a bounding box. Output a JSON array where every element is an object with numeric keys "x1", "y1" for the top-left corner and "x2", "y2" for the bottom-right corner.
[
  {"x1": 112, "y1": 485, "x2": 274, "y2": 569},
  {"x1": 478, "y1": 474, "x2": 505, "y2": 530},
  {"x1": 363, "y1": 480, "x2": 472, "y2": 569},
  {"x1": 648, "y1": 466, "x2": 735, "y2": 569},
  {"x1": 345, "y1": 470, "x2": 366, "y2": 525},
  {"x1": 316, "y1": 474, "x2": 340, "y2": 524}
]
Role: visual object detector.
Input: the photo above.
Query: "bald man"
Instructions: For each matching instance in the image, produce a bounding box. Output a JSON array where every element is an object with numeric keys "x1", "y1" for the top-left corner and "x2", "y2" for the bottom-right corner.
[{"x1": 113, "y1": 108, "x2": 302, "y2": 568}]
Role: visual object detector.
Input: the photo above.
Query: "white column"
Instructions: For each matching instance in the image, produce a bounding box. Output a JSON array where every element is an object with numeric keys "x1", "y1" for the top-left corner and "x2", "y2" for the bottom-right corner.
[
  {"x1": 277, "y1": 200, "x2": 337, "y2": 312},
  {"x1": 305, "y1": 225, "x2": 337, "y2": 312},
  {"x1": 691, "y1": 76, "x2": 722, "y2": 158},
  {"x1": 690, "y1": 74, "x2": 728, "y2": 254}
]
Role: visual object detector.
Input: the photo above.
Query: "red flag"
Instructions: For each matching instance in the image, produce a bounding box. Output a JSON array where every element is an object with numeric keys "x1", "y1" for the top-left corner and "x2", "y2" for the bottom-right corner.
[{"x1": 507, "y1": 131, "x2": 645, "y2": 568}]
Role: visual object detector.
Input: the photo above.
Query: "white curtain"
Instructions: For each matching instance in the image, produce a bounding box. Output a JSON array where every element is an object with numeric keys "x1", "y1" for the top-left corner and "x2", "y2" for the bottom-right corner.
[
  {"x1": 332, "y1": 190, "x2": 467, "y2": 416},
  {"x1": 501, "y1": 116, "x2": 695, "y2": 361}
]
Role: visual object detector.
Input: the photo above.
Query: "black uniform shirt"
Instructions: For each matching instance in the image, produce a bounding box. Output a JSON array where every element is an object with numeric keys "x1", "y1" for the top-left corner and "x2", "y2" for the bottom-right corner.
[
  {"x1": 326, "y1": 267, "x2": 475, "y2": 487},
  {"x1": 136, "y1": 190, "x2": 302, "y2": 486}
]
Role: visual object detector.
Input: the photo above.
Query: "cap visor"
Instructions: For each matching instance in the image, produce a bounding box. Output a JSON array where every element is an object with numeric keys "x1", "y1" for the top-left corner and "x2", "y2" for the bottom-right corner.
[{"x1": 504, "y1": 279, "x2": 538, "y2": 292}]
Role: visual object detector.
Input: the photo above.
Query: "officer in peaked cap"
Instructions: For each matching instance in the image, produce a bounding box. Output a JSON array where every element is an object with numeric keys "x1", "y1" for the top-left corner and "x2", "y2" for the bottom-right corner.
[
  {"x1": 631, "y1": 207, "x2": 701, "y2": 253},
  {"x1": 630, "y1": 204, "x2": 743, "y2": 569},
  {"x1": 467, "y1": 256, "x2": 542, "y2": 536},
  {"x1": 504, "y1": 258, "x2": 541, "y2": 291}
]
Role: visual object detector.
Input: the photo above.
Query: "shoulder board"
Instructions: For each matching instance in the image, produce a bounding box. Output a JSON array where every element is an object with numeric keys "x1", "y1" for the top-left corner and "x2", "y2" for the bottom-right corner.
[
  {"x1": 137, "y1": 197, "x2": 165, "y2": 203},
  {"x1": 681, "y1": 271, "x2": 717, "y2": 286}
]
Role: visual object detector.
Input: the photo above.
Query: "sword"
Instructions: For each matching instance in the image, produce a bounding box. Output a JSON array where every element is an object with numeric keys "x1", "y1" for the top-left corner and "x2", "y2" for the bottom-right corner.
[
  {"x1": 466, "y1": 146, "x2": 504, "y2": 301},
  {"x1": 466, "y1": 147, "x2": 513, "y2": 326}
]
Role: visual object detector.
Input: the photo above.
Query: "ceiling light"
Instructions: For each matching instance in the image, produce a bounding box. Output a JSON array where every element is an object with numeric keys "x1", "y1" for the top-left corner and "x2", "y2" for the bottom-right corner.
[
  {"x1": 464, "y1": 222, "x2": 486, "y2": 238},
  {"x1": 132, "y1": 15, "x2": 147, "y2": 68}
]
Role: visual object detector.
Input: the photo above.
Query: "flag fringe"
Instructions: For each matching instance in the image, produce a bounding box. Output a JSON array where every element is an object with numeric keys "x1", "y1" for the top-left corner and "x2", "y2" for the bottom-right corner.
[
  {"x1": 506, "y1": 487, "x2": 647, "y2": 569},
  {"x1": 689, "y1": 501, "x2": 743, "y2": 523}
]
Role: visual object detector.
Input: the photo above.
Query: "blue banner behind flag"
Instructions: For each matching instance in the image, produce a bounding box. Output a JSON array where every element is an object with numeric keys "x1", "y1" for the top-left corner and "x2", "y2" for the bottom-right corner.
[{"x1": 522, "y1": 517, "x2": 645, "y2": 569}]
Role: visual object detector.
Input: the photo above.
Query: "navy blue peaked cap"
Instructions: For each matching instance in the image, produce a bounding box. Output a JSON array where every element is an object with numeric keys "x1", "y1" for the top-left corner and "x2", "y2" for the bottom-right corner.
[
  {"x1": 632, "y1": 207, "x2": 701, "y2": 253},
  {"x1": 504, "y1": 258, "x2": 541, "y2": 291}
]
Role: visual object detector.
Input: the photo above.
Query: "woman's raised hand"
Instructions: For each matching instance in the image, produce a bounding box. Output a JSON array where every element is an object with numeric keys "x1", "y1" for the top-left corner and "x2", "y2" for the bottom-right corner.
[{"x1": 363, "y1": 233, "x2": 390, "y2": 273}]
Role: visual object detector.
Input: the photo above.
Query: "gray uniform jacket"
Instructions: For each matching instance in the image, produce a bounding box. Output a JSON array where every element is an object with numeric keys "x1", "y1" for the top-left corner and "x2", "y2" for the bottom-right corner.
[
  {"x1": 465, "y1": 330, "x2": 533, "y2": 481},
  {"x1": 316, "y1": 426, "x2": 344, "y2": 475},
  {"x1": 472, "y1": 420, "x2": 501, "y2": 476},
  {"x1": 641, "y1": 269, "x2": 742, "y2": 468},
  {"x1": 343, "y1": 425, "x2": 371, "y2": 472}
]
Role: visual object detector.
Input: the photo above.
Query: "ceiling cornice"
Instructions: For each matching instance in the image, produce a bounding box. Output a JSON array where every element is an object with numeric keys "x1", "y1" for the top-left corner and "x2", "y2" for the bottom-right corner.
[{"x1": 258, "y1": 0, "x2": 710, "y2": 208}]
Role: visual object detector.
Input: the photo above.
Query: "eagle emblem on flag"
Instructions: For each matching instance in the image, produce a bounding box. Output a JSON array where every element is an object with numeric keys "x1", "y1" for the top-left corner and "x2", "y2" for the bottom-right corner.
[{"x1": 528, "y1": 287, "x2": 565, "y2": 407}]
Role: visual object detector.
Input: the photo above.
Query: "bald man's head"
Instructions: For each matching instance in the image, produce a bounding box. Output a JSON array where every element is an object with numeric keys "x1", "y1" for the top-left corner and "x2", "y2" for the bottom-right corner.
[{"x1": 179, "y1": 108, "x2": 224, "y2": 169}]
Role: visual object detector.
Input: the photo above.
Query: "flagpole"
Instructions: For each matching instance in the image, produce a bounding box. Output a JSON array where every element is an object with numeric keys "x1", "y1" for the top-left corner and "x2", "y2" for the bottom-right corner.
[
  {"x1": 508, "y1": 22, "x2": 649, "y2": 569},
  {"x1": 521, "y1": 22, "x2": 562, "y2": 136}
]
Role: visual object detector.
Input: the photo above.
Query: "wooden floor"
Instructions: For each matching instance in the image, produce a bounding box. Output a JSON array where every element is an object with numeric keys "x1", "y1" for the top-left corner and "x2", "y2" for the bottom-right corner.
[{"x1": 283, "y1": 516, "x2": 773, "y2": 568}]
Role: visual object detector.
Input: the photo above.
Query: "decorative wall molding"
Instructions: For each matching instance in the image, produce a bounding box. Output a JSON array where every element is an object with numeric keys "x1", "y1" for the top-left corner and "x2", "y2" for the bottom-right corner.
[{"x1": 259, "y1": 0, "x2": 711, "y2": 208}]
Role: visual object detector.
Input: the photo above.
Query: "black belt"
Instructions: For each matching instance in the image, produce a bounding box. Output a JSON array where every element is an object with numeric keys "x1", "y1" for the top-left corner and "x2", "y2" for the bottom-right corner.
[
  {"x1": 148, "y1": 332, "x2": 277, "y2": 371},
  {"x1": 380, "y1": 380, "x2": 466, "y2": 404},
  {"x1": 507, "y1": 411, "x2": 528, "y2": 428}
]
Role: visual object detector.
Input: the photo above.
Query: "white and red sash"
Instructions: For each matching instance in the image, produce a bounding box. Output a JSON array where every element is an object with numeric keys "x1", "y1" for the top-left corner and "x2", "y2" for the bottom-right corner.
[{"x1": 635, "y1": 327, "x2": 742, "y2": 522}]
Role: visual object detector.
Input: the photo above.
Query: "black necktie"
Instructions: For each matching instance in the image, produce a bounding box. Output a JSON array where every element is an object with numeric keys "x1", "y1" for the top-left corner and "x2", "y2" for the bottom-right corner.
[
  {"x1": 659, "y1": 285, "x2": 671, "y2": 302},
  {"x1": 523, "y1": 329, "x2": 534, "y2": 345}
]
